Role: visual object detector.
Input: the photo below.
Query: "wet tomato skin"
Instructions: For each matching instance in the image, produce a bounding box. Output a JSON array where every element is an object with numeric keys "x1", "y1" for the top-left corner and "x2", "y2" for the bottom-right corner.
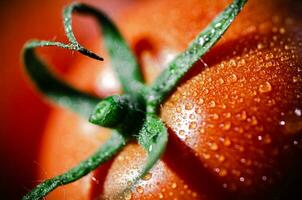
[{"x1": 37, "y1": 0, "x2": 302, "y2": 199}]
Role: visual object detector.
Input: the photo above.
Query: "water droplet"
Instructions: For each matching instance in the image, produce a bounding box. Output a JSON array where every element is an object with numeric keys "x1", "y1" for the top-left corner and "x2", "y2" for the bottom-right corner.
[
  {"x1": 292, "y1": 76, "x2": 299, "y2": 83},
  {"x1": 272, "y1": 34, "x2": 278, "y2": 41},
  {"x1": 179, "y1": 130, "x2": 185, "y2": 136},
  {"x1": 209, "y1": 100, "x2": 216, "y2": 108},
  {"x1": 240, "y1": 158, "x2": 246, "y2": 164},
  {"x1": 214, "y1": 167, "x2": 220, "y2": 173},
  {"x1": 215, "y1": 22, "x2": 222, "y2": 28},
  {"x1": 235, "y1": 126, "x2": 244, "y2": 134},
  {"x1": 185, "y1": 102, "x2": 193, "y2": 110},
  {"x1": 198, "y1": 37, "x2": 205, "y2": 45},
  {"x1": 258, "y1": 82, "x2": 272, "y2": 93},
  {"x1": 223, "y1": 112, "x2": 232, "y2": 118},
  {"x1": 217, "y1": 154, "x2": 225, "y2": 162},
  {"x1": 254, "y1": 65, "x2": 262, "y2": 72},
  {"x1": 127, "y1": 181, "x2": 132, "y2": 186},
  {"x1": 142, "y1": 172, "x2": 152, "y2": 181},
  {"x1": 171, "y1": 182, "x2": 177, "y2": 189},
  {"x1": 239, "y1": 59, "x2": 246, "y2": 66},
  {"x1": 265, "y1": 61, "x2": 273, "y2": 68},
  {"x1": 91, "y1": 176, "x2": 99, "y2": 184},
  {"x1": 196, "y1": 107, "x2": 202, "y2": 114},
  {"x1": 219, "y1": 168, "x2": 228, "y2": 177},
  {"x1": 265, "y1": 53, "x2": 273, "y2": 60},
  {"x1": 189, "y1": 122, "x2": 197, "y2": 130},
  {"x1": 235, "y1": 144, "x2": 245, "y2": 152},
  {"x1": 136, "y1": 186, "x2": 144, "y2": 194},
  {"x1": 220, "y1": 122, "x2": 231, "y2": 130},
  {"x1": 202, "y1": 153, "x2": 211, "y2": 159},
  {"x1": 239, "y1": 177, "x2": 245, "y2": 182},
  {"x1": 251, "y1": 116, "x2": 258, "y2": 125},
  {"x1": 294, "y1": 108, "x2": 302, "y2": 117},
  {"x1": 220, "y1": 104, "x2": 227, "y2": 109},
  {"x1": 189, "y1": 114, "x2": 195, "y2": 120},
  {"x1": 124, "y1": 190, "x2": 132, "y2": 200},
  {"x1": 229, "y1": 59, "x2": 236, "y2": 67},
  {"x1": 279, "y1": 27, "x2": 286, "y2": 34},
  {"x1": 257, "y1": 43, "x2": 264, "y2": 49},
  {"x1": 227, "y1": 74, "x2": 238, "y2": 83},
  {"x1": 211, "y1": 113, "x2": 219, "y2": 120},
  {"x1": 218, "y1": 78, "x2": 225, "y2": 84},
  {"x1": 280, "y1": 111, "x2": 302, "y2": 135},
  {"x1": 236, "y1": 110, "x2": 247, "y2": 121},
  {"x1": 209, "y1": 142, "x2": 219, "y2": 151},
  {"x1": 223, "y1": 137, "x2": 232, "y2": 146},
  {"x1": 279, "y1": 120, "x2": 286, "y2": 126},
  {"x1": 159, "y1": 193, "x2": 164, "y2": 199},
  {"x1": 198, "y1": 98, "x2": 204, "y2": 105},
  {"x1": 263, "y1": 134, "x2": 272, "y2": 144}
]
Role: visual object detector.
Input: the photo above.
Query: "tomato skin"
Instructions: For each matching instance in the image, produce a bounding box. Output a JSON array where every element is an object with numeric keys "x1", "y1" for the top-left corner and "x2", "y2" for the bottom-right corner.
[
  {"x1": 161, "y1": 32, "x2": 302, "y2": 196},
  {"x1": 37, "y1": 0, "x2": 302, "y2": 199}
]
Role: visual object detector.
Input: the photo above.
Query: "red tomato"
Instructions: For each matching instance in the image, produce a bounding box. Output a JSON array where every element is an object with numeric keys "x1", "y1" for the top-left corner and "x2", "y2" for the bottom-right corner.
[{"x1": 31, "y1": 0, "x2": 302, "y2": 199}]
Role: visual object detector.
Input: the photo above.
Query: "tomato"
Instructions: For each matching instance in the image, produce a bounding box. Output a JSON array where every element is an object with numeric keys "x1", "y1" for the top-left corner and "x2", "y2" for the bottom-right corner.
[{"x1": 34, "y1": 0, "x2": 302, "y2": 199}]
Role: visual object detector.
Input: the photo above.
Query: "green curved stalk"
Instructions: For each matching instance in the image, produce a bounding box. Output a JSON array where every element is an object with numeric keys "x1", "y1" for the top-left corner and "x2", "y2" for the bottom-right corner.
[
  {"x1": 138, "y1": 114, "x2": 168, "y2": 173},
  {"x1": 88, "y1": 95, "x2": 143, "y2": 129},
  {"x1": 22, "y1": 131, "x2": 126, "y2": 200},
  {"x1": 147, "y1": 0, "x2": 247, "y2": 113},
  {"x1": 89, "y1": 95, "x2": 129, "y2": 128},
  {"x1": 23, "y1": 41, "x2": 101, "y2": 118},
  {"x1": 65, "y1": 3, "x2": 145, "y2": 94},
  {"x1": 138, "y1": 114, "x2": 168, "y2": 152},
  {"x1": 128, "y1": 115, "x2": 168, "y2": 188}
]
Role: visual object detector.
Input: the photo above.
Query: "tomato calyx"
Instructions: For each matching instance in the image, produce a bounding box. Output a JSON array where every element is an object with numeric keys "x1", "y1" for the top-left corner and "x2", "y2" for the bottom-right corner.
[
  {"x1": 22, "y1": 1, "x2": 247, "y2": 199},
  {"x1": 89, "y1": 94, "x2": 146, "y2": 137}
]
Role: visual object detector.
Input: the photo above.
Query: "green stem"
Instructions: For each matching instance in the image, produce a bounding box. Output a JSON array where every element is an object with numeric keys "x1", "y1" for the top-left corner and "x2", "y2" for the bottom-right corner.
[
  {"x1": 147, "y1": 0, "x2": 247, "y2": 113},
  {"x1": 23, "y1": 41, "x2": 101, "y2": 118},
  {"x1": 117, "y1": 114, "x2": 168, "y2": 198},
  {"x1": 65, "y1": 3, "x2": 146, "y2": 94},
  {"x1": 90, "y1": 94, "x2": 146, "y2": 136},
  {"x1": 89, "y1": 95, "x2": 130, "y2": 128}
]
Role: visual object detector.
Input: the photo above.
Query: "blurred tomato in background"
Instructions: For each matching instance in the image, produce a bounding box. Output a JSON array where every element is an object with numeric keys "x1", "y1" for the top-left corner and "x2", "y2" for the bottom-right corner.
[{"x1": 0, "y1": 0, "x2": 133, "y2": 199}]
